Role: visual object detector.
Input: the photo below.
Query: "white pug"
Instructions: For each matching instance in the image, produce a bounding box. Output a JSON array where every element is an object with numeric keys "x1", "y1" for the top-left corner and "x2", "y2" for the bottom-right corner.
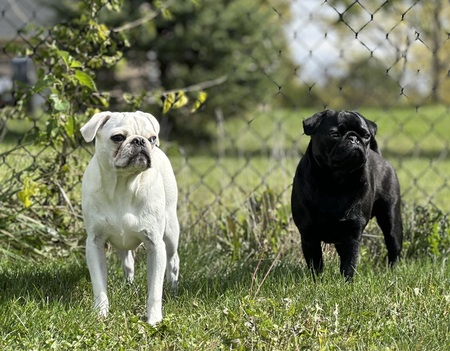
[{"x1": 80, "y1": 111, "x2": 179, "y2": 326}]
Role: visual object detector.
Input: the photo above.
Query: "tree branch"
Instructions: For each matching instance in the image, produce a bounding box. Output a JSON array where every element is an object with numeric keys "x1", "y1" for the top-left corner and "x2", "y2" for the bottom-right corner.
[
  {"x1": 162, "y1": 75, "x2": 228, "y2": 95},
  {"x1": 113, "y1": 1, "x2": 174, "y2": 33},
  {"x1": 93, "y1": 75, "x2": 228, "y2": 103}
]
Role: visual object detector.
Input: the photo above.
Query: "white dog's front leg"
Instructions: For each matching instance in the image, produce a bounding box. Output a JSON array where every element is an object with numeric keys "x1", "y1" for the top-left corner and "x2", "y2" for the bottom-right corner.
[
  {"x1": 117, "y1": 249, "x2": 135, "y2": 283},
  {"x1": 86, "y1": 236, "x2": 109, "y2": 317},
  {"x1": 146, "y1": 238, "x2": 166, "y2": 326}
]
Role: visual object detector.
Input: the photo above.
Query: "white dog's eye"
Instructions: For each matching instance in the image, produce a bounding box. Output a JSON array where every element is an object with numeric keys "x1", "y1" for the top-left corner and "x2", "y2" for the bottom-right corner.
[
  {"x1": 111, "y1": 134, "x2": 126, "y2": 143},
  {"x1": 149, "y1": 136, "x2": 157, "y2": 145}
]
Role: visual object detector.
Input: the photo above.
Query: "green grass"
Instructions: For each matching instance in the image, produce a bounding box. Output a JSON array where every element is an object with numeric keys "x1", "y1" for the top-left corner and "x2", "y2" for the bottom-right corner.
[{"x1": 1, "y1": 242, "x2": 450, "y2": 350}]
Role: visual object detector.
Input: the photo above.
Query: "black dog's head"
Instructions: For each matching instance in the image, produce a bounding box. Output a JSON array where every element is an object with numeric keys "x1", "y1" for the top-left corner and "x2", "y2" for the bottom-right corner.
[{"x1": 303, "y1": 110, "x2": 379, "y2": 177}]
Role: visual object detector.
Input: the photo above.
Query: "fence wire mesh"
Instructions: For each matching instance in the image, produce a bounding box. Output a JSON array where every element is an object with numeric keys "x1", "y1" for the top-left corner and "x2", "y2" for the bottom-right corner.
[{"x1": 1, "y1": 0, "x2": 450, "y2": 256}]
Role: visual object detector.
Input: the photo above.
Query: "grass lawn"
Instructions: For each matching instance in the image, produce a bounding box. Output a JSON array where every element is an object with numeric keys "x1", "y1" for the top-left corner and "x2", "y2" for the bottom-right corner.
[{"x1": 1, "y1": 244, "x2": 449, "y2": 350}]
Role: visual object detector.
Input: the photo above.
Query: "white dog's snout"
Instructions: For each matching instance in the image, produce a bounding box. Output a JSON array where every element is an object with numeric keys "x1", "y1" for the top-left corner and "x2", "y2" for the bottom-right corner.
[{"x1": 132, "y1": 137, "x2": 147, "y2": 147}]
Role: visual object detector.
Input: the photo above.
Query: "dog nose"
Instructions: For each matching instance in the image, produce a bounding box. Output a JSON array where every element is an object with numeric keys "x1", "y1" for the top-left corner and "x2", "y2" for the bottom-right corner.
[
  {"x1": 347, "y1": 135, "x2": 359, "y2": 144},
  {"x1": 131, "y1": 137, "x2": 146, "y2": 146}
]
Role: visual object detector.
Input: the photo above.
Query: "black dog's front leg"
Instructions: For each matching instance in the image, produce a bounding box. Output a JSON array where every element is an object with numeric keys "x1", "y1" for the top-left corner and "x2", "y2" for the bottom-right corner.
[
  {"x1": 335, "y1": 238, "x2": 361, "y2": 281},
  {"x1": 301, "y1": 238, "x2": 323, "y2": 276}
]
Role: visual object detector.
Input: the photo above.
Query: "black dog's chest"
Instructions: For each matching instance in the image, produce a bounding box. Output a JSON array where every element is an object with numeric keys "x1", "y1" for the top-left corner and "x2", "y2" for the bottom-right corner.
[
  {"x1": 315, "y1": 194, "x2": 368, "y2": 224},
  {"x1": 317, "y1": 202, "x2": 357, "y2": 222},
  {"x1": 298, "y1": 207, "x2": 367, "y2": 244},
  {"x1": 298, "y1": 188, "x2": 372, "y2": 243}
]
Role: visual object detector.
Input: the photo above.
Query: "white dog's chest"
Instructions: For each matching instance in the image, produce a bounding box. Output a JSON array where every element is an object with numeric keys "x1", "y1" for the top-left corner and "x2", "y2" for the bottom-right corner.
[
  {"x1": 87, "y1": 191, "x2": 166, "y2": 250},
  {"x1": 82, "y1": 160, "x2": 168, "y2": 250},
  {"x1": 102, "y1": 211, "x2": 145, "y2": 249}
]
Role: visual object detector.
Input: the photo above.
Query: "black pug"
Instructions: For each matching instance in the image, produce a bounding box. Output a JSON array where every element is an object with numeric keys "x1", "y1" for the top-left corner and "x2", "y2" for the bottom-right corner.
[{"x1": 291, "y1": 110, "x2": 403, "y2": 280}]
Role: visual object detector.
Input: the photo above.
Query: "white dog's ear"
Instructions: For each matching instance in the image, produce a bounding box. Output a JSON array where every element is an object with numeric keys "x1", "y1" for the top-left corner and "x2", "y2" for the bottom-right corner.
[
  {"x1": 136, "y1": 111, "x2": 161, "y2": 146},
  {"x1": 80, "y1": 112, "x2": 112, "y2": 142}
]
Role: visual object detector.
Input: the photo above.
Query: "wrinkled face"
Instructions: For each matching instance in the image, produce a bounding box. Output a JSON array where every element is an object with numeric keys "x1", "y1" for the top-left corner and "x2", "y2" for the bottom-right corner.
[
  {"x1": 306, "y1": 110, "x2": 375, "y2": 175},
  {"x1": 96, "y1": 113, "x2": 159, "y2": 172}
]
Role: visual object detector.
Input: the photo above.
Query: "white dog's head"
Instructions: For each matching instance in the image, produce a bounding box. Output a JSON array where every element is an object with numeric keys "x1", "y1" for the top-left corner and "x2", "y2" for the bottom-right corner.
[{"x1": 80, "y1": 111, "x2": 160, "y2": 172}]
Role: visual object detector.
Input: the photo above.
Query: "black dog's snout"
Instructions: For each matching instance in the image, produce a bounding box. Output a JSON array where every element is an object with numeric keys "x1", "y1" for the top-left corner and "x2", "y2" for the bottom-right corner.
[
  {"x1": 132, "y1": 137, "x2": 147, "y2": 147},
  {"x1": 346, "y1": 135, "x2": 359, "y2": 144}
]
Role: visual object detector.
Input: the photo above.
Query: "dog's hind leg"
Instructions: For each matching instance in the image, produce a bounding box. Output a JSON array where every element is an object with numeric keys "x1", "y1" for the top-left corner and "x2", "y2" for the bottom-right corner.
[
  {"x1": 117, "y1": 250, "x2": 135, "y2": 283},
  {"x1": 375, "y1": 201, "x2": 403, "y2": 266},
  {"x1": 164, "y1": 213, "x2": 180, "y2": 291}
]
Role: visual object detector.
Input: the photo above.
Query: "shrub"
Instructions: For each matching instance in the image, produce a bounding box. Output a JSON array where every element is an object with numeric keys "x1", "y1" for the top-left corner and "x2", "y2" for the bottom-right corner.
[{"x1": 403, "y1": 205, "x2": 450, "y2": 259}]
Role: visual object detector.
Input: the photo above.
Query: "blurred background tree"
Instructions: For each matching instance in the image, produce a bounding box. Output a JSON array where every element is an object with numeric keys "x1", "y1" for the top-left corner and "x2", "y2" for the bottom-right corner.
[
  {"x1": 323, "y1": 0, "x2": 450, "y2": 105},
  {"x1": 49, "y1": 0, "x2": 298, "y2": 141},
  {"x1": 324, "y1": 58, "x2": 401, "y2": 108}
]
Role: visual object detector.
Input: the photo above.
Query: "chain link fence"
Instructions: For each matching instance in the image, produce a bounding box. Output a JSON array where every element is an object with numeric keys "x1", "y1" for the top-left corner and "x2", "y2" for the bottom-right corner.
[{"x1": 1, "y1": 0, "x2": 450, "y2": 257}]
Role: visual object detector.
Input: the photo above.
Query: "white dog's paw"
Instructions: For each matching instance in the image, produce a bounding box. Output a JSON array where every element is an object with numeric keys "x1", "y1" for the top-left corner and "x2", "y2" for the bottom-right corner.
[
  {"x1": 124, "y1": 273, "x2": 134, "y2": 285},
  {"x1": 147, "y1": 316, "x2": 163, "y2": 326},
  {"x1": 147, "y1": 311, "x2": 163, "y2": 326},
  {"x1": 94, "y1": 299, "x2": 109, "y2": 318},
  {"x1": 166, "y1": 254, "x2": 179, "y2": 292},
  {"x1": 169, "y1": 279, "x2": 178, "y2": 293},
  {"x1": 98, "y1": 306, "x2": 109, "y2": 318}
]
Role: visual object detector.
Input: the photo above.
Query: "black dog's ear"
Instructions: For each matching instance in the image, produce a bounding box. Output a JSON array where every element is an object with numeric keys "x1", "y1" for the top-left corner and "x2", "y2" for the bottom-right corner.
[
  {"x1": 365, "y1": 118, "x2": 378, "y2": 137},
  {"x1": 354, "y1": 111, "x2": 380, "y2": 154},
  {"x1": 303, "y1": 110, "x2": 331, "y2": 136},
  {"x1": 366, "y1": 119, "x2": 380, "y2": 154}
]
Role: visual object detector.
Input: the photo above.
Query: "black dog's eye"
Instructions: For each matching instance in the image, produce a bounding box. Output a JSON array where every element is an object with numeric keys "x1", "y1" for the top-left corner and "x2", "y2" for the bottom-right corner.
[
  {"x1": 363, "y1": 133, "x2": 371, "y2": 139},
  {"x1": 149, "y1": 136, "x2": 157, "y2": 144},
  {"x1": 329, "y1": 132, "x2": 340, "y2": 138},
  {"x1": 111, "y1": 134, "x2": 126, "y2": 143}
]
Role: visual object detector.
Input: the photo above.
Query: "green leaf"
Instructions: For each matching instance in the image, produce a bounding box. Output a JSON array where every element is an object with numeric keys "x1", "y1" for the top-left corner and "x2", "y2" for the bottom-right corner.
[
  {"x1": 56, "y1": 49, "x2": 70, "y2": 67},
  {"x1": 69, "y1": 60, "x2": 83, "y2": 68},
  {"x1": 162, "y1": 93, "x2": 175, "y2": 114},
  {"x1": 65, "y1": 115, "x2": 76, "y2": 137},
  {"x1": 162, "y1": 91, "x2": 190, "y2": 113},
  {"x1": 172, "y1": 91, "x2": 189, "y2": 109},
  {"x1": 105, "y1": 0, "x2": 123, "y2": 12},
  {"x1": 162, "y1": 8, "x2": 173, "y2": 20},
  {"x1": 31, "y1": 75, "x2": 56, "y2": 94},
  {"x1": 50, "y1": 93, "x2": 70, "y2": 112},
  {"x1": 95, "y1": 93, "x2": 110, "y2": 107},
  {"x1": 45, "y1": 116, "x2": 57, "y2": 139},
  {"x1": 18, "y1": 177, "x2": 40, "y2": 208},
  {"x1": 191, "y1": 91, "x2": 208, "y2": 112},
  {"x1": 74, "y1": 70, "x2": 97, "y2": 91}
]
